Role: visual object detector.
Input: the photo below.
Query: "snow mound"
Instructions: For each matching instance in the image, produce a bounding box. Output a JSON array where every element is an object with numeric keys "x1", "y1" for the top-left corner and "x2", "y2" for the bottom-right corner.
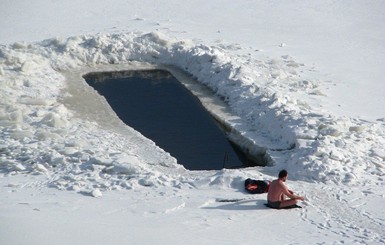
[{"x1": 1, "y1": 32, "x2": 384, "y2": 194}]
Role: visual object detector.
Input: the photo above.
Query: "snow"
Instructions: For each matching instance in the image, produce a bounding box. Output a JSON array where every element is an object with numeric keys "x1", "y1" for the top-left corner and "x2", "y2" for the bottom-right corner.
[{"x1": 1, "y1": 1, "x2": 384, "y2": 244}]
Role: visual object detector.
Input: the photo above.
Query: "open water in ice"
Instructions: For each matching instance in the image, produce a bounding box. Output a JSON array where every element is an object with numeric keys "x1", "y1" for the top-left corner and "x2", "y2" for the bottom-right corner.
[{"x1": 84, "y1": 70, "x2": 250, "y2": 170}]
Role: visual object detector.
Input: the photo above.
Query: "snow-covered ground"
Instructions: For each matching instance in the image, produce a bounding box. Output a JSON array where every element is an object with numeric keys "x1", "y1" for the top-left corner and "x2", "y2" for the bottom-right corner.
[{"x1": 1, "y1": 1, "x2": 384, "y2": 244}]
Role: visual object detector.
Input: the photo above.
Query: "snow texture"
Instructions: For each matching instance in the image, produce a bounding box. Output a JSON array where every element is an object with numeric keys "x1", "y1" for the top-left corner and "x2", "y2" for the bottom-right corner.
[
  {"x1": 0, "y1": 1, "x2": 384, "y2": 244},
  {"x1": 1, "y1": 32, "x2": 383, "y2": 189}
]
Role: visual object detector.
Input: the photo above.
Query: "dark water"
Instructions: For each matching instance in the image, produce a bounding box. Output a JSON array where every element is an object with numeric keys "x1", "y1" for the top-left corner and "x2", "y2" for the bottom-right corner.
[{"x1": 84, "y1": 70, "x2": 246, "y2": 170}]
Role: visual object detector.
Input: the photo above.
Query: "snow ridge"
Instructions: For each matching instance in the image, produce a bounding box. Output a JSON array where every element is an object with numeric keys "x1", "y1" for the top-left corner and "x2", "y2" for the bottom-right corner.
[{"x1": 0, "y1": 32, "x2": 384, "y2": 194}]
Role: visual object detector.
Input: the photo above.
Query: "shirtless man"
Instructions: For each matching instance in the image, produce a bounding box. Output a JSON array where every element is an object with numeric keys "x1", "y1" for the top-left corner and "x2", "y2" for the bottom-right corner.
[{"x1": 267, "y1": 169, "x2": 305, "y2": 209}]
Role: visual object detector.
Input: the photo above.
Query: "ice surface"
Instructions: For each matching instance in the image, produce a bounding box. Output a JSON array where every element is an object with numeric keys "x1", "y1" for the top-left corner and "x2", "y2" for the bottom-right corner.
[
  {"x1": 0, "y1": 1, "x2": 384, "y2": 244},
  {"x1": 2, "y1": 31, "x2": 383, "y2": 187}
]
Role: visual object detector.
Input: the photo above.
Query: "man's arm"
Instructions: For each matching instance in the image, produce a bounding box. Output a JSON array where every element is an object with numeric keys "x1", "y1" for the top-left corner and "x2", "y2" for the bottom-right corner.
[{"x1": 281, "y1": 183, "x2": 304, "y2": 200}]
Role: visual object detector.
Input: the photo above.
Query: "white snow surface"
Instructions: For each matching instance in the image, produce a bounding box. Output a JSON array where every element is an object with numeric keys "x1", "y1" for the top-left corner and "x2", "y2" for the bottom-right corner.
[{"x1": 0, "y1": 1, "x2": 384, "y2": 245}]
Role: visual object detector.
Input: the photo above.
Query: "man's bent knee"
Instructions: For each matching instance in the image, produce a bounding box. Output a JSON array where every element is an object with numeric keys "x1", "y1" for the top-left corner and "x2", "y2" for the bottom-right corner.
[{"x1": 280, "y1": 199, "x2": 298, "y2": 208}]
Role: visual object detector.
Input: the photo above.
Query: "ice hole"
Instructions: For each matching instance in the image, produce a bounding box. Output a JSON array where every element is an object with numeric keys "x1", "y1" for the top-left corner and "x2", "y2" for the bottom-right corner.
[{"x1": 83, "y1": 69, "x2": 266, "y2": 170}]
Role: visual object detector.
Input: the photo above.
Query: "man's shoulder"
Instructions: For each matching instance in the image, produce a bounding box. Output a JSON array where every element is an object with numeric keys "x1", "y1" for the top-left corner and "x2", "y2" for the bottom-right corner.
[
  {"x1": 276, "y1": 179, "x2": 286, "y2": 187},
  {"x1": 270, "y1": 179, "x2": 283, "y2": 187},
  {"x1": 269, "y1": 179, "x2": 278, "y2": 186}
]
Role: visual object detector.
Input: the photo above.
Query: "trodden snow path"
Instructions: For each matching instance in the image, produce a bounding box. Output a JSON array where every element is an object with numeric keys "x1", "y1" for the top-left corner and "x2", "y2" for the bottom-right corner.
[{"x1": 0, "y1": 174, "x2": 384, "y2": 245}]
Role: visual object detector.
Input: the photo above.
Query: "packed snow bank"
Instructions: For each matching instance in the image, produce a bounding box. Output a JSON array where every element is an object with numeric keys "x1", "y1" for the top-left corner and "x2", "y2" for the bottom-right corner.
[{"x1": 1, "y1": 32, "x2": 384, "y2": 193}]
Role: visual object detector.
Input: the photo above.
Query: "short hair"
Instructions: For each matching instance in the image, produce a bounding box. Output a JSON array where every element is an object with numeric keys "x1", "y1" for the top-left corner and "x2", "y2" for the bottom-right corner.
[{"x1": 279, "y1": 169, "x2": 288, "y2": 179}]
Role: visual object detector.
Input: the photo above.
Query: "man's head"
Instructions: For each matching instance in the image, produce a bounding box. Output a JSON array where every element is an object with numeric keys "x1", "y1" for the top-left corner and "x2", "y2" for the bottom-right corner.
[{"x1": 278, "y1": 169, "x2": 288, "y2": 181}]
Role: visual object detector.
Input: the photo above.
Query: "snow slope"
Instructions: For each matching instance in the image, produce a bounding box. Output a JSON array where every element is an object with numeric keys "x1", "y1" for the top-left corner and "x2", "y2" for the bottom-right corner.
[
  {"x1": 0, "y1": 1, "x2": 384, "y2": 244},
  {"x1": 2, "y1": 0, "x2": 384, "y2": 120}
]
